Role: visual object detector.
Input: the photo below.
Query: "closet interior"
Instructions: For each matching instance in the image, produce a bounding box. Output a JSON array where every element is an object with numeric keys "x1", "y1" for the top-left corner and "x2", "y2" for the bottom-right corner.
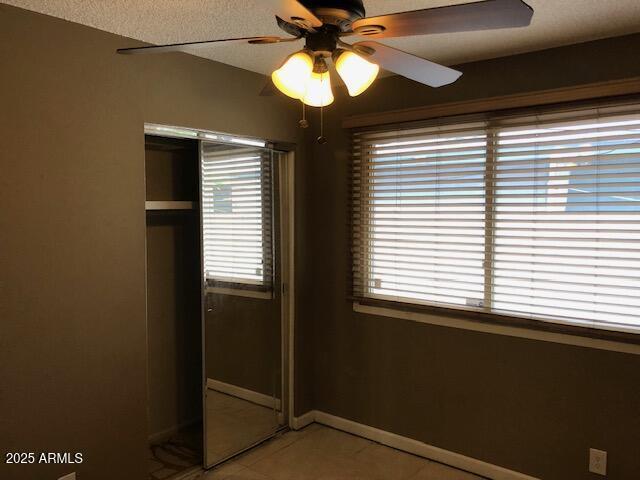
[{"x1": 145, "y1": 135, "x2": 203, "y2": 480}]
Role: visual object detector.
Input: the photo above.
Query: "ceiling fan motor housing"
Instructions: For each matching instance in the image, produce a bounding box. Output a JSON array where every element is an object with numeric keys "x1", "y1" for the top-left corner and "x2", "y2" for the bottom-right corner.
[
  {"x1": 305, "y1": 27, "x2": 339, "y2": 56},
  {"x1": 299, "y1": 0, "x2": 366, "y2": 30}
]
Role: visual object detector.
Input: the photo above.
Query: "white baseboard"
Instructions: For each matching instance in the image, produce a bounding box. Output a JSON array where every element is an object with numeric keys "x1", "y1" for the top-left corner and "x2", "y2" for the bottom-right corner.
[
  {"x1": 148, "y1": 417, "x2": 201, "y2": 445},
  {"x1": 291, "y1": 410, "x2": 317, "y2": 430},
  {"x1": 207, "y1": 378, "x2": 281, "y2": 411},
  {"x1": 293, "y1": 410, "x2": 538, "y2": 480}
]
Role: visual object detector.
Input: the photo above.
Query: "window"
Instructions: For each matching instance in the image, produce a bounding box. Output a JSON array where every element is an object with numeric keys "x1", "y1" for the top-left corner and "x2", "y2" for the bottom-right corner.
[
  {"x1": 201, "y1": 143, "x2": 274, "y2": 291},
  {"x1": 352, "y1": 102, "x2": 640, "y2": 334}
]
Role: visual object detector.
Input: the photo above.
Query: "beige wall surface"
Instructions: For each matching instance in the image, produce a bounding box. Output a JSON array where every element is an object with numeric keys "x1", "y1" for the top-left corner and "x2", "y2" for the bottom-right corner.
[
  {"x1": 305, "y1": 34, "x2": 640, "y2": 480},
  {"x1": 0, "y1": 5, "x2": 308, "y2": 479}
]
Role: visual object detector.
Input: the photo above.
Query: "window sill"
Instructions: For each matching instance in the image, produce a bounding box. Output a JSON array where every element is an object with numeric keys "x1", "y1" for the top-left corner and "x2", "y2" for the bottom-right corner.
[
  {"x1": 207, "y1": 286, "x2": 272, "y2": 300},
  {"x1": 353, "y1": 301, "x2": 640, "y2": 356}
]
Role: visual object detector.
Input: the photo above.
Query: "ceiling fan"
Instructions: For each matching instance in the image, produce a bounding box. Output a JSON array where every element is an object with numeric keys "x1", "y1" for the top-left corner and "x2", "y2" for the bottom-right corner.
[{"x1": 117, "y1": 0, "x2": 533, "y2": 108}]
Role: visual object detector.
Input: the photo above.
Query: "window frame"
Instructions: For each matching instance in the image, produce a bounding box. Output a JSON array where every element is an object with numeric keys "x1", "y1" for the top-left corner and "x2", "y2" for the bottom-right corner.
[{"x1": 350, "y1": 97, "x2": 640, "y2": 345}]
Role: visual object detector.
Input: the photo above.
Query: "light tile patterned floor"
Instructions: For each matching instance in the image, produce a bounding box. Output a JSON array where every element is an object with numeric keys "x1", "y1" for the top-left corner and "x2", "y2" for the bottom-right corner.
[
  {"x1": 206, "y1": 390, "x2": 280, "y2": 465},
  {"x1": 185, "y1": 424, "x2": 485, "y2": 480}
]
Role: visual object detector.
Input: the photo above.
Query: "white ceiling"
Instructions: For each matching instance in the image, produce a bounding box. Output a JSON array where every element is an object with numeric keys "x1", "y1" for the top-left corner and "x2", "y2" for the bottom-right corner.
[{"x1": 3, "y1": 0, "x2": 640, "y2": 75}]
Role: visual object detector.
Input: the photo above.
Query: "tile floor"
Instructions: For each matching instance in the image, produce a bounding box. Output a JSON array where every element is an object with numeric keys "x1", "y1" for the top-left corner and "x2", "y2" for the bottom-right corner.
[
  {"x1": 206, "y1": 389, "x2": 282, "y2": 465},
  {"x1": 185, "y1": 424, "x2": 485, "y2": 480}
]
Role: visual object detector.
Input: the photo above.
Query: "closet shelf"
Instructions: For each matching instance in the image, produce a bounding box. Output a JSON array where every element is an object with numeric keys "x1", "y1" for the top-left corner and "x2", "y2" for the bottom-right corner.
[{"x1": 145, "y1": 201, "x2": 196, "y2": 211}]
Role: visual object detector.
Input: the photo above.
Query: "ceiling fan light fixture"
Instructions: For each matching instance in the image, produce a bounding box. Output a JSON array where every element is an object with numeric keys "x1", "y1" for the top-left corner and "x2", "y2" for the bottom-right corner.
[
  {"x1": 334, "y1": 50, "x2": 379, "y2": 97},
  {"x1": 302, "y1": 70, "x2": 334, "y2": 108},
  {"x1": 271, "y1": 50, "x2": 314, "y2": 100}
]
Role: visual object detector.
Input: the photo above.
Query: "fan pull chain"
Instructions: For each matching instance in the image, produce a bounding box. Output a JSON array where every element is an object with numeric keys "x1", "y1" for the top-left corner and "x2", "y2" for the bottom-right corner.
[
  {"x1": 299, "y1": 102, "x2": 308, "y2": 129},
  {"x1": 317, "y1": 73, "x2": 327, "y2": 144}
]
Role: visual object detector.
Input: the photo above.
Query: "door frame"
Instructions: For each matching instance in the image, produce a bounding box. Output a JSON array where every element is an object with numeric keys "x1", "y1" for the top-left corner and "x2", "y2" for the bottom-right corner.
[{"x1": 279, "y1": 150, "x2": 296, "y2": 430}]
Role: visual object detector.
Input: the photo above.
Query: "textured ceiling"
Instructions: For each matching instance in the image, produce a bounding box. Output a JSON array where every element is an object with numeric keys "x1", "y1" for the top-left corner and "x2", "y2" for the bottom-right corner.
[{"x1": 3, "y1": 0, "x2": 640, "y2": 75}]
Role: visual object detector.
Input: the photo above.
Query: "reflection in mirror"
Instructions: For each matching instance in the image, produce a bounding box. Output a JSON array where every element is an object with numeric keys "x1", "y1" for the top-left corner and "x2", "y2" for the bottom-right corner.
[{"x1": 200, "y1": 142, "x2": 284, "y2": 467}]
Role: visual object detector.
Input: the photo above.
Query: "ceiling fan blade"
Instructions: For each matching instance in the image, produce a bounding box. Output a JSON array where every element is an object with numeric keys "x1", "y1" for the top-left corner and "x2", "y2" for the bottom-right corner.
[
  {"x1": 266, "y1": 0, "x2": 323, "y2": 28},
  {"x1": 276, "y1": 15, "x2": 306, "y2": 38},
  {"x1": 352, "y1": 0, "x2": 533, "y2": 39},
  {"x1": 117, "y1": 36, "x2": 293, "y2": 55},
  {"x1": 355, "y1": 41, "x2": 462, "y2": 88}
]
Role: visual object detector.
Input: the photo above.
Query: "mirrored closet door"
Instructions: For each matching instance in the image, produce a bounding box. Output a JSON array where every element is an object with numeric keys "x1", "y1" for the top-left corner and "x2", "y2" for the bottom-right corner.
[{"x1": 200, "y1": 141, "x2": 286, "y2": 468}]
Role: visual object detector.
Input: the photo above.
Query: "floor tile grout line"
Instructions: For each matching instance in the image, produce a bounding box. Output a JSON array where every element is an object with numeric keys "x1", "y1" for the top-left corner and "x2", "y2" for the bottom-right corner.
[
  {"x1": 233, "y1": 426, "x2": 313, "y2": 468},
  {"x1": 314, "y1": 422, "x2": 486, "y2": 478},
  {"x1": 188, "y1": 424, "x2": 486, "y2": 480}
]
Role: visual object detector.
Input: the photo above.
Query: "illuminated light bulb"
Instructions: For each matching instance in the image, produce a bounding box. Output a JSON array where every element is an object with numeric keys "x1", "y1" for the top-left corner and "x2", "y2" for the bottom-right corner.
[
  {"x1": 271, "y1": 51, "x2": 314, "y2": 100},
  {"x1": 302, "y1": 71, "x2": 334, "y2": 107},
  {"x1": 334, "y1": 50, "x2": 379, "y2": 97}
]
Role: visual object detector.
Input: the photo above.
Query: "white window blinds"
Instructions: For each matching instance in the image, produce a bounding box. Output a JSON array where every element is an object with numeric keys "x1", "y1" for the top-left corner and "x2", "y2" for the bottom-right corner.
[
  {"x1": 201, "y1": 142, "x2": 273, "y2": 291},
  {"x1": 492, "y1": 106, "x2": 640, "y2": 332},
  {"x1": 352, "y1": 121, "x2": 489, "y2": 308},
  {"x1": 352, "y1": 102, "x2": 640, "y2": 334}
]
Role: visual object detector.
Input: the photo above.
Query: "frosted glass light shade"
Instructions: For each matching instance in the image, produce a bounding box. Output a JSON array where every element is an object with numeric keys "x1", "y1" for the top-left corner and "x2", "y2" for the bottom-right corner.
[
  {"x1": 302, "y1": 71, "x2": 334, "y2": 107},
  {"x1": 335, "y1": 51, "x2": 379, "y2": 97},
  {"x1": 271, "y1": 51, "x2": 314, "y2": 100}
]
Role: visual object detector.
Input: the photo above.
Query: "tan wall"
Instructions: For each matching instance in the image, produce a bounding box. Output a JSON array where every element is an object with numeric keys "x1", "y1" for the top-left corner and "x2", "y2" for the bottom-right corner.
[
  {"x1": 305, "y1": 34, "x2": 640, "y2": 480},
  {"x1": 0, "y1": 5, "x2": 307, "y2": 479}
]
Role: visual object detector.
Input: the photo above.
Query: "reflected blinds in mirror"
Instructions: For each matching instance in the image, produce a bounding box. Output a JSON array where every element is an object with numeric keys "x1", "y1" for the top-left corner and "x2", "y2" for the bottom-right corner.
[{"x1": 201, "y1": 143, "x2": 273, "y2": 291}]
